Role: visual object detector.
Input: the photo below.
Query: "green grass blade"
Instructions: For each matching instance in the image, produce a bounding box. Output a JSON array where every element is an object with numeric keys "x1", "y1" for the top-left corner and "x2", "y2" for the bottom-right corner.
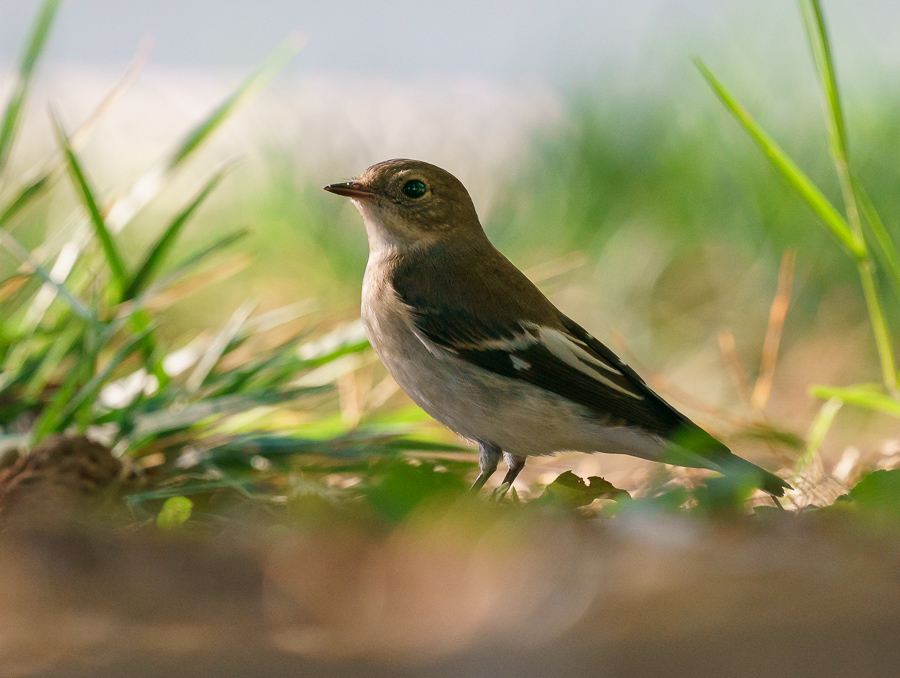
[
  {"x1": 30, "y1": 329, "x2": 92, "y2": 442},
  {"x1": 55, "y1": 324, "x2": 156, "y2": 432},
  {"x1": 128, "y1": 309, "x2": 169, "y2": 388},
  {"x1": 794, "y1": 396, "x2": 843, "y2": 476},
  {"x1": 167, "y1": 36, "x2": 301, "y2": 170},
  {"x1": 0, "y1": 176, "x2": 49, "y2": 227},
  {"x1": 811, "y1": 384, "x2": 900, "y2": 418},
  {"x1": 0, "y1": 344, "x2": 52, "y2": 404},
  {"x1": 127, "y1": 479, "x2": 256, "y2": 505},
  {"x1": 31, "y1": 374, "x2": 80, "y2": 442},
  {"x1": 19, "y1": 325, "x2": 82, "y2": 402},
  {"x1": 53, "y1": 116, "x2": 129, "y2": 294},
  {"x1": 0, "y1": 39, "x2": 149, "y2": 228},
  {"x1": 129, "y1": 389, "x2": 308, "y2": 439},
  {"x1": 102, "y1": 38, "x2": 298, "y2": 235},
  {"x1": 0, "y1": 0, "x2": 61, "y2": 175},
  {"x1": 797, "y1": 0, "x2": 896, "y2": 390},
  {"x1": 123, "y1": 229, "x2": 248, "y2": 326},
  {"x1": 186, "y1": 301, "x2": 256, "y2": 392},
  {"x1": 123, "y1": 167, "x2": 229, "y2": 301},
  {"x1": 859, "y1": 268, "x2": 898, "y2": 391},
  {"x1": 798, "y1": 0, "x2": 848, "y2": 162},
  {"x1": 149, "y1": 230, "x2": 248, "y2": 291},
  {"x1": 853, "y1": 177, "x2": 900, "y2": 302},
  {"x1": 694, "y1": 58, "x2": 862, "y2": 259},
  {"x1": 125, "y1": 229, "x2": 249, "y2": 315},
  {"x1": 0, "y1": 228, "x2": 97, "y2": 322}
]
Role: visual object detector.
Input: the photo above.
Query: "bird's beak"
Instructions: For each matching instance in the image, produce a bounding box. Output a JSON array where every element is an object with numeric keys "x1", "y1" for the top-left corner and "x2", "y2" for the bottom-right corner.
[{"x1": 323, "y1": 181, "x2": 375, "y2": 199}]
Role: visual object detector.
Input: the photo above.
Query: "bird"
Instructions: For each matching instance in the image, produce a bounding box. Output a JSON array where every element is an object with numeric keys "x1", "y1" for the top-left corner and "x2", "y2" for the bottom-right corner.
[{"x1": 324, "y1": 159, "x2": 789, "y2": 498}]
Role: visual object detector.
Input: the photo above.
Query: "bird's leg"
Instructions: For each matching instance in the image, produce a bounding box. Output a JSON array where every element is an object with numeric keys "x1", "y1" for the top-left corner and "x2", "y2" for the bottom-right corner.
[
  {"x1": 471, "y1": 442, "x2": 501, "y2": 493},
  {"x1": 492, "y1": 453, "x2": 527, "y2": 500}
]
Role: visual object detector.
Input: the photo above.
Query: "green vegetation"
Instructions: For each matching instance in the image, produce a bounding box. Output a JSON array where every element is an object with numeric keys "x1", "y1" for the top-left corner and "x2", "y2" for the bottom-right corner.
[
  {"x1": 1, "y1": 0, "x2": 899, "y2": 529},
  {"x1": 0, "y1": 0, "x2": 450, "y2": 521},
  {"x1": 697, "y1": 0, "x2": 900, "y2": 424}
]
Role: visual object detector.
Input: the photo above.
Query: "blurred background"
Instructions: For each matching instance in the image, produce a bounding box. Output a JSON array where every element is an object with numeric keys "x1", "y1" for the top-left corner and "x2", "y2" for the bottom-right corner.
[
  {"x1": 2, "y1": 0, "x2": 899, "y2": 491},
  {"x1": 4, "y1": 3, "x2": 900, "y2": 675}
]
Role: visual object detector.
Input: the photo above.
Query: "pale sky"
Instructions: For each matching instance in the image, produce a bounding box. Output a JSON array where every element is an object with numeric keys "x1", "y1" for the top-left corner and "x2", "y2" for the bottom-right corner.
[
  {"x1": 2, "y1": 1, "x2": 898, "y2": 89},
  {"x1": 2, "y1": 0, "x2": 897, "y2": 192}
]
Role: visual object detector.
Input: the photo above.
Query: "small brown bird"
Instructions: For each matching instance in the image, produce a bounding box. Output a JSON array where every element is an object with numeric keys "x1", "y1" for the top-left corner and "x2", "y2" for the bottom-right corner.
[{"x1": 325, "y1": 159, "x2": 788, "y2": 497}]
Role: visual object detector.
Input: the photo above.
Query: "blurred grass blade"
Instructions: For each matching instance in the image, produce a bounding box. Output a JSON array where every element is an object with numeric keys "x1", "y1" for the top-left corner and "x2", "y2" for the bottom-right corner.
[
  {"x1": 1, "y1": 37, "x2": 150, "y2": 214},
  {"x1": 66, "y1": 36, "x2": 153, "y2": 153},
  {"x1": 798, "y1": 0, "x2": 896, "y2": 390},
  {"x1": 0, "y1": 176, "x2": 49, "y2": 227},
  {"x1": 854, "y1": 177, "x2": 900, "y2": 300},
  {"x1": 54, "y1": 325, "x2": 156, "y2": 432},
  {"x1": 698, "y1": 55, "x2": 897, "y2": 391},
  {"x1": 802, "y1": 0, "x2": 898, "y2": 391},
  {"x1": 53, "y1": 116, "x2": 129, "y2": 293},
  {"x1": 246, "y1": 300, "x2": 318, "y2": 333},
  {"x1": 794, "y1": 396, "x2": 842, "y2": 476},
  {"x1": 131, "y1": 230, "x2": 249, "y2": 311},
  {"x1": 0, "y1": 274, "x2": 29, "y2": 302},
  {"x1": 0, "y1": 0, "x2": 61, "y2": 175},
  {"x1": 168, "y1": 35, "x2": 301, "y2": 170},
  {"x1": 54, "y1": 116, "x2": 169, "y2": 383},
  {"x1": 186, "y1": 301, "x2": 256, "y2": 392},
  {"x1": 131, "y1": 389, "x2": 308, "y2": 438},
  {"x1": 0, "y1": 228, "x2": 96, "y2": 322},
  {"x1": 207, "y1": 345, "x2": 293, "y2": 395},
  {"x1": 128, "y1": 479, "x2": 256, "y2": 505},
  {"x1": 5, "y1": 41, "x2": 153, "y2": 330},
  {"x1": 129, "y1": 311, "x2": 168, "y2": 388},
  {"x1": 694, "y1": 58, "x2": 862, "y2": 259},
  {"x1": 31, "y1": 331, "x2": 91, "y2": 442},
  {"x1": 150, "y1": 230, "x2": 249, "y2": 291},
  {"x1": 811, "y1": 384, "x2": 900, "y2": 418},
  {"x1": 18, "y1": 326, "x2": 82, "y2": 403},
  {"x1": 0, "y1": 345, "x2": 51, "y2": 402},
  {"x1": 123, "y1": 167, "x2": 229, "y2": 301},
  {"x1": 798, "y1": 0, "x2": 848, "y2": 162},
  {"x1": 855, "y1": 255, "x2": 895, "y2": 391},
  {"x1": 141, "y1": 254, "x2": 250, "y2": 313},
  {"x1": 104, "y1": 36, "x2": 301, "y2": 234}
]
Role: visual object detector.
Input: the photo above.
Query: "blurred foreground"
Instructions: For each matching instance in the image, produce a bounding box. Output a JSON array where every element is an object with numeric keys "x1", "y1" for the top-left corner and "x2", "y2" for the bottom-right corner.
[{"x1": 2, "y1": 507, "x2": 899, "y2": 678}]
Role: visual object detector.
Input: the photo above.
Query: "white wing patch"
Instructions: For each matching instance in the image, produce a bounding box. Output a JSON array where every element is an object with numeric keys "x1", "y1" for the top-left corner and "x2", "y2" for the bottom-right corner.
[
  {"x1": 534, "y1": 327, "x2": 643, "y2": 400},
  {"x1": 405, "y1": 309, "x2": 643, "y2": 402},
  {"x1": 510, "y1": 355, "x2": 531, "y2": 370},
  {"x1": 410, "y1": 327, "x2": 454, "y2": 359},
  {"x1": 449, "y1": 333, "x2": 535, "y2": 351}
]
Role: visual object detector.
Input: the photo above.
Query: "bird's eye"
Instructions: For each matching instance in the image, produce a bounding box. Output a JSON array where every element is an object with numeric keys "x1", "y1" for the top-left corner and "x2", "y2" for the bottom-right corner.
[{"x1": 401, "y1": 179, "x2": 427, "y2": 199}]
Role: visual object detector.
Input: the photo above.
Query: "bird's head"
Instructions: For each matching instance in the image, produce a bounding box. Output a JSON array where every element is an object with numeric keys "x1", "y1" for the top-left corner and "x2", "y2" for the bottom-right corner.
[{"x1": 324, "y1": 159, "x2": 484, "y2": 253}]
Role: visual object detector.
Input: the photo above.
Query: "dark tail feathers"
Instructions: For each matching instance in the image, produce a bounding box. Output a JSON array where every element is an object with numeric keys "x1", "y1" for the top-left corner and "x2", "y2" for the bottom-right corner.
[
  {"x1": 667, "y1": 424, "x2": 791, "y2": 497},
  {"x1": 722, "y1": 454, "x2": 791, "y2": 497}
]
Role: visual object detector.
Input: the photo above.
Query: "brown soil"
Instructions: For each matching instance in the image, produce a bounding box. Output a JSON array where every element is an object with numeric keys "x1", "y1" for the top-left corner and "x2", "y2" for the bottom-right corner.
[{"x1": 0, "y1": 511, "x2": 896, "y2": 677}]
